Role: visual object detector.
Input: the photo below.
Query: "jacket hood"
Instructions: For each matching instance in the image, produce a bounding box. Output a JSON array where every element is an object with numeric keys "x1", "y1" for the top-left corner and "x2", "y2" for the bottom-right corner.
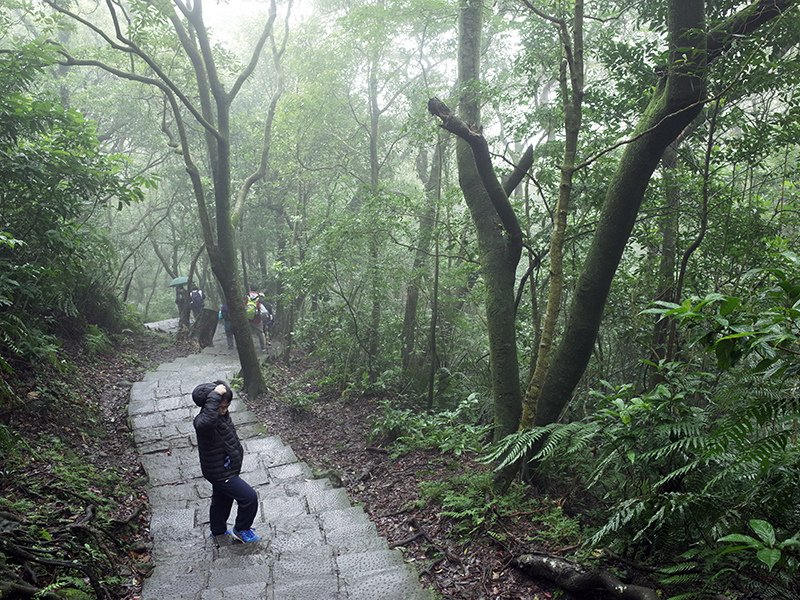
[{"x1": 192, "y1": 382, "x2": 217, "y2": 407}]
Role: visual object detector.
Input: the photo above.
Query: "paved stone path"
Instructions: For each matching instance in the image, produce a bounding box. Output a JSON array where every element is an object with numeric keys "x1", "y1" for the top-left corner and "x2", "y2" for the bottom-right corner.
[{"x1": 131, "y1": 322, "x2": 431, "y2": 600}]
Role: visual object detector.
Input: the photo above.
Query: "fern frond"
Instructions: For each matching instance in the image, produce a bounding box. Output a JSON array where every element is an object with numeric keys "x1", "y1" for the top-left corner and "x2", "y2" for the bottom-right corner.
[
  {"x1": 640, "y1": 434, "x2": 706, "y2": 463},
  {"x1": 535, "y1": 421, "x2": 594, "y2": 461},
  {"x1": 587, "y1": 498, "x2": 651, "y2": 547},
  {"x1": 652, "y1": 458, "x2": 704, "y2": 492},
  {"x1": 482, "y1": 427, "x2": 548, "y2": 467},
  {"x1": 483, "y1": 420, "x2": 599, "y2": 469}
]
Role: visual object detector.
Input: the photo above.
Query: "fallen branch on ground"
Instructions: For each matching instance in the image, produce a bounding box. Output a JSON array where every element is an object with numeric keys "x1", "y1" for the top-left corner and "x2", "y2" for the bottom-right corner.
[
  {"x1": 389, "y1": 518, "x2": 461, "y2": 567},
  {"x1": 109, "y1": 501, "x2": 145, "y2": 528},
  {"x1": 388, "y1": 530, "x2": 425, "y2": 548},
  {"x1": 515, "y1": 552, "x2": 660, "y2": 600}
]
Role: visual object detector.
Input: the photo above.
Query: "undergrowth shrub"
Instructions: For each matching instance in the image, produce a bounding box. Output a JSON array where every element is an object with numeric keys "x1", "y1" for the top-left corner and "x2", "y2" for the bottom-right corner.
[
  {"x1": 420, "y1": 471, "x2": 581, "y2": 548},
  {"x1": 0, "y1": 45, "x2": 142, "y2": 400},
  {"x1": 368, "y1": 393, "x2": 491, "y2": 457},
  {"x1": 487, "y1": 263, "x2": 800, "y2": 599}
]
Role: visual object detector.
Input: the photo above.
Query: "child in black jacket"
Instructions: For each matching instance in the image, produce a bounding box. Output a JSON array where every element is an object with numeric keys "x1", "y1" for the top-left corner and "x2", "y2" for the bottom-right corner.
[{"x1": 192, "y1": 381, "x2": 260, "y2": 543}]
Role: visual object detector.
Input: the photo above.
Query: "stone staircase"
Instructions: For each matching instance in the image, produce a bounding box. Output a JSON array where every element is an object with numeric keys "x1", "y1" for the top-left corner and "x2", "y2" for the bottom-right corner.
[{"x1": 129, "y1": 337, "x2": 432, "y2": 600}]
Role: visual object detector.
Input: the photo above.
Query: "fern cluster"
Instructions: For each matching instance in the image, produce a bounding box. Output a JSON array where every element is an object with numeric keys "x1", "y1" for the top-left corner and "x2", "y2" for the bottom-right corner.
[
  {"x1": 368, "y1": 393, "x2": 491, "y2": 457},
  {"x1": 488, "y1": 265, "x2": 800, "y2": 598},
  {"x1": 419, "y1": 471, "x2": 580, "y2": 547}
]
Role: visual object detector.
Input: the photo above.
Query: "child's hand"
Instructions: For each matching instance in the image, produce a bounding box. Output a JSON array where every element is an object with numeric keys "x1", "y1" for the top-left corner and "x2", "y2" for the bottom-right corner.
[{"x1": 214, "y1": 384, "x2": 227, "y2": 395}]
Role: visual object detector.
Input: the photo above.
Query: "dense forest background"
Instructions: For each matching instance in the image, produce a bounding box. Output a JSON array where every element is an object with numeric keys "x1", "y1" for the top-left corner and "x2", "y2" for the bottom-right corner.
[{"x1": 2, "y1": 0, "x2": 800, "y2": 598}]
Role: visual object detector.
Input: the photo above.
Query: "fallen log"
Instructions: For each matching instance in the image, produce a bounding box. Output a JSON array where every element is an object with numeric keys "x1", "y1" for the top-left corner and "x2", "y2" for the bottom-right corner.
[{"x1": 515, "y1": 553, "x2": 659, "y2": 600}]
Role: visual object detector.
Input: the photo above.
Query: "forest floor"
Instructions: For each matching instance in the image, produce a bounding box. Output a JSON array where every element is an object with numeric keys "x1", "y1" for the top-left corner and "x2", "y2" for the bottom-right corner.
[
  {"x1": 248, "y1": 354, "x2": 575, "y2": 600},
  {"x1": 1, "y1": 331, "x2": 194, "y2": 600},
  {"x1": 2, "y1": 330, "x2": 580, "y2": 600}
]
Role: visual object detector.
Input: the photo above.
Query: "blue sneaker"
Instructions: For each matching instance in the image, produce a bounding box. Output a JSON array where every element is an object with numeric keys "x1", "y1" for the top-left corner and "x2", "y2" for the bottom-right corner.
[
  {"x1": 232, "y1": 528, "x2": 260, "y2": 543},
  {"x1": 210, "y1": 530, "x2": 231, "y2": 538}
]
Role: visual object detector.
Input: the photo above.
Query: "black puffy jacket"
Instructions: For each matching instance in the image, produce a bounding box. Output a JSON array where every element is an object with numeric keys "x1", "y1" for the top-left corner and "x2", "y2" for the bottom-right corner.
[{"x1": 192, "y1": 383, "x2": 243, "y2": 483}]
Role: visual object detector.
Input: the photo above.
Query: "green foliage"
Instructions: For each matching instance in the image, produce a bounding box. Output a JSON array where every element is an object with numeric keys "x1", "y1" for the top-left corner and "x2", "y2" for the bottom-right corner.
[
  {"x1": 0, "y1": 423, "x2": 35, "y2": 474},
  {"x1": 34, "y1": 578, "x2": 93, "y2": 600},
  {"x1": 718, "y1": 519, "x2": 800, "y2": 574},
  {"x1": 83, "y1": 325, "x2": 113, "y2": 358},
  {"x1": 368, "y1": 393, "x2": 491, "y2": 458},
  {"x1": 484, "y1": 419, "x2": 599, "y2": 471},
  {"x1": 0, "y1": 43, "x2": 143, "y2": 383},
  {"x1": 420, "y1": 471, "x2": 580, "y2": 546},
  {"x1": 486, "y1": 261, "x2": 800, "y2": 598},
  {"x1": 228, "y1": 373, "x2": 245, "y2": 391},
  {"x1": 643, "y1": 256, "x2": 800, "y2": 376},
  {"x1": 419, "y1": 472, "x2": 501, "y2": 538},
  {"x1": 282, "y1": 390, "x2": 320, "y2": 415}
]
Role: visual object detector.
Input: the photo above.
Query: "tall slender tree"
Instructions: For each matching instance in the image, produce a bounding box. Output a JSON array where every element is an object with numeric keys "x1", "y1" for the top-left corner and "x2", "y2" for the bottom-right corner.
[
  {"x1": 428, "y1": 0, "x2": 532, "y2": 440},
  {"x1": 519, "y1": 0, "x2": 584, "y2": 428},
  {"x1": 42, "y1": 0, "x2": 295, "y2": 397},
  {"x1": 530, "y1": 0, "x2": 798, "y2": 429}
]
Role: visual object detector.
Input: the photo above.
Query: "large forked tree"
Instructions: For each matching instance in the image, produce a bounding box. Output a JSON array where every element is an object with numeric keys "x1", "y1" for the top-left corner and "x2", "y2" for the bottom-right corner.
[
  {"x1": 530, "y1": 0, "x2": 798, "y2": 428},
  {"x1": 431, "y1": 0, "x2": 798, "y2": 446},
  {"x1": 42, "y1": 0, "x2": 291, "y2": 398},
  {"x1": 430, "y1": 0, "x2": 533, "y2": 441}
]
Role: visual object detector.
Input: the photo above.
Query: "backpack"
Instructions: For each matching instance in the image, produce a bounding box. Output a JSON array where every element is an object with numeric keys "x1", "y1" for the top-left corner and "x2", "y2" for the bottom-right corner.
[
  {"x1": 262, "y1": 302, "x2": 274, "y2": 325},
  {"x1": 245, "y1": 297, "x2": 259, "y2": 321},
  {"x1": 190, "y1": 289, "x2": 204, "y2": 310}
]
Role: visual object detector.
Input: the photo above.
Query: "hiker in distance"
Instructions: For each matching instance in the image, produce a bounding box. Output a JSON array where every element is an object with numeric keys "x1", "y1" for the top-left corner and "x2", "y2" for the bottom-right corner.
[
  {"x1": 189, "y1": 284, "x2": 205, "y2": 323},
  {"x1": 245, "y1": 284, "x2": 269, "y2": 351},
  {"x1": 218, "y1": 303, "x2": 234, "y2": 350},
  {"x1": 192, "y1": 381, "x2": 260, "y2": 543},
  {"x1": 175, "y1": 284, "x2": 188, "y2": 319}
]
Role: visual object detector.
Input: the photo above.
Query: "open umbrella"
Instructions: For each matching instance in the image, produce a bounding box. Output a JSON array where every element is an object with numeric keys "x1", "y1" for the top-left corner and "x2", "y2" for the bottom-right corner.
[{"x1": 168, "y1": 276, "x2": 189, "y2": 287}]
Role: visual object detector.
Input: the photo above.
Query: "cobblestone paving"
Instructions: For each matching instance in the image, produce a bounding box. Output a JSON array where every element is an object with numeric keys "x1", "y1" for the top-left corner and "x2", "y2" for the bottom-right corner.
[{"x1": 132, "y1": 322, "x2": 432, "y2": 600}]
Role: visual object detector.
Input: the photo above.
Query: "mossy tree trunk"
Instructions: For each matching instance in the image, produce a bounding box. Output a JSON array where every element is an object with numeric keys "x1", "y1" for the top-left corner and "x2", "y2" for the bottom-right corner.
[
  {"x1": 429, "y1": 0, "x2": 529, "y2": 440},
  {"x1": 47, "y1": 0, "x2": 285, "y2": 398},
  {"x1": 520, "y1": 0, "x2": 584, "y2": 429},
  {"x1": 530, "y1": 0, "x2": 796, "y2": 427}
]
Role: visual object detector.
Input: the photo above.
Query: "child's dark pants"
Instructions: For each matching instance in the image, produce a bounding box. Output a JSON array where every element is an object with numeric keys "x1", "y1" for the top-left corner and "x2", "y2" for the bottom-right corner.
[{"x1": 209, "y1": 476, "x2": 258, "y2": 536}]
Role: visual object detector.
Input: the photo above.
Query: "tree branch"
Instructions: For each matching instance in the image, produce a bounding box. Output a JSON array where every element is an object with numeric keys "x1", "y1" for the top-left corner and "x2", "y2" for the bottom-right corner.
[
  {"x1": 43, "y1": 0, "x2": 219, "y2": 140},
  {"x1": 503, "y1": 144, "x2": 534, "y2": 197},
  {"x1": 232, "y1": 0, "x2": 289, "y2": 223},
  {"x1": 427, "y1": 97, "x2": 523, "y2": 259},
  {"x1": 573, "y1": 0, "x2": 796, "y2": 173},
  {"x1": 516, "y1": 553, "x2": 660, "y2": 600},
  {"x1": 228, "y1": 0, "x2": 279, "y2": 102},
  {"x1": 707, "y1": 0, "x2": 797, "y2": 60}
]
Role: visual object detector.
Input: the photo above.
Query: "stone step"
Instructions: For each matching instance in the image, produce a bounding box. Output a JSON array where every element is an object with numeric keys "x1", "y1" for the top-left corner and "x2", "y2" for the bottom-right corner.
[{"x1": 132, "y1": 329, "x2": 434, "y2": 599}]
